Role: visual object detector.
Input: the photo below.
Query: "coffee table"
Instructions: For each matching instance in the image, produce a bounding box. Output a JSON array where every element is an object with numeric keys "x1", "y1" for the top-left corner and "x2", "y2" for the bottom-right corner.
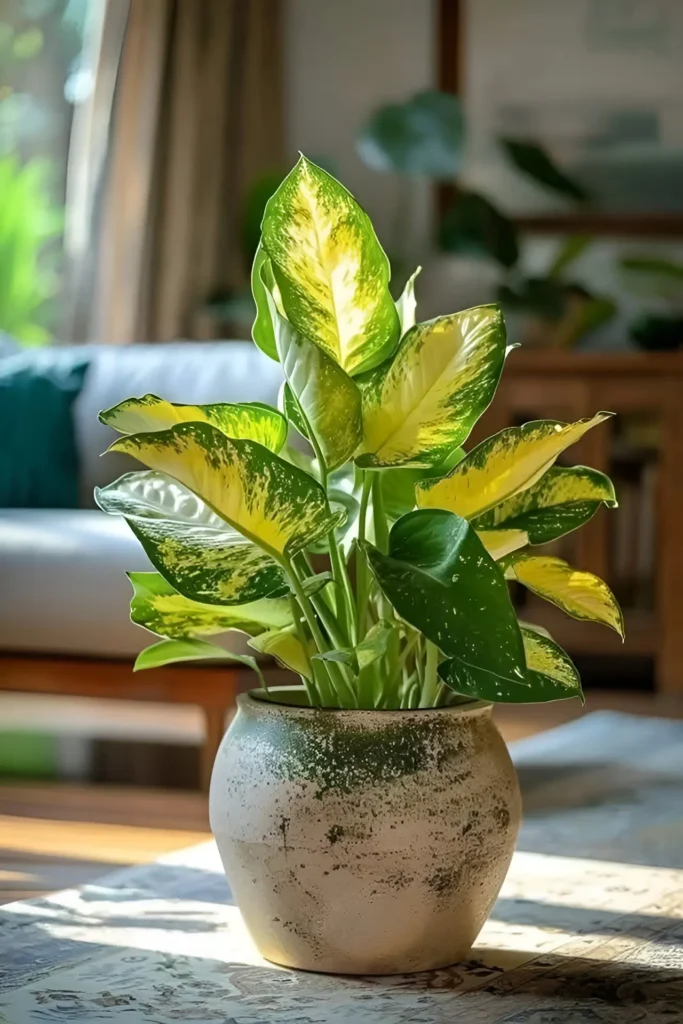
[{"x1": 2, "y1": 712, "x2": 683, "y2": 1023}]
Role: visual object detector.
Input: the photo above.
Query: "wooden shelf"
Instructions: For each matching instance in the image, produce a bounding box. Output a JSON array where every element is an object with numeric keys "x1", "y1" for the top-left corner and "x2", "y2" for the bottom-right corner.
[{"x1": 505, "y1": 349, "x2": 683, "y2": 377}]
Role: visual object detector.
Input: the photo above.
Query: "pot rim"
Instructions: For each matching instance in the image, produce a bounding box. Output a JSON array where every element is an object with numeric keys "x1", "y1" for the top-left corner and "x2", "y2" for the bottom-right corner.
[{"x1": 240, "y1": 686, "x2": 492, "y2": 717}]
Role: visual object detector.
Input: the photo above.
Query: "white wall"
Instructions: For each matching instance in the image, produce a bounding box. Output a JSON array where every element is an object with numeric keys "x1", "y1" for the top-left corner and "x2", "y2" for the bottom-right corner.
[{"x1": 283, "y1": 0, "x2": 436, "y2": 252}]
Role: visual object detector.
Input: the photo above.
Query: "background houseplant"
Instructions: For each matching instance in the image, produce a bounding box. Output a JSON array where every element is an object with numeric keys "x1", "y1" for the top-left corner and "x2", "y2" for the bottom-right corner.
[
  {"x1": 357, "y1": 89, "x2": 616, "y2": 346},
  {"x1": 97, "y1": 156, "x2": 623, "y2": 972}
]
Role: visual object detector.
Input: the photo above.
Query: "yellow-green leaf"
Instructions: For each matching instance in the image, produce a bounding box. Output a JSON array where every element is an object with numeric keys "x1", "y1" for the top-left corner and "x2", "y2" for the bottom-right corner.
[
  {"x1": 134, "y1": 637, "x2": 263, "y2": 678},
  {"x1": 476, "y1": 528, "x2": 528, "y2": 561},
  {"x1": 265, "y1": 281, "x2": 362, "y2": 469},
  {"x1": 474, "y1": 465, "x2": 617, "y2": 544},
  {"x1": 109, "y1": 422, "x2": 343, "y2": 559},
  {"x1": 129, "y1": 572, "x2": 292, "y2": 639},
  {"x1": 100, "y1": 394, "x2": 287, "y2": 453},
  {"x1": 96, "y1": 471, "x2": 287, "y2": 605},
  {"x1": 251, "y1": 243, "x2": 279, "y2": 361},
  {"x1": 505, "y1": 554, "x2": 624, "y2": 638},
  {"x1": 417, "y1": 412, "x2": 612, "y2": 518},
  {"x1": 357, "y1": 304, "x2": 507, "y2": 468},
  {"x1": 521, "y1": 627, "x2": 582, "y2": 697},
  {"x1": 262, "y1": 155, "x2": 399, "y2": 375},
  {"x1": 248, "y1": 627, "x2": 310, "y2": 677},
  {"x1": 395, "y1": 266, "x2": 421, "y2": 337}
]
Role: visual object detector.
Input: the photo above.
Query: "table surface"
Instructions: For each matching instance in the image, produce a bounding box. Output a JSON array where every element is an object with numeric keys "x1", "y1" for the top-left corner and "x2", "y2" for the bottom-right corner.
[{"x1": 2, "y1": 711, "x2": 683, "y2": 1023}]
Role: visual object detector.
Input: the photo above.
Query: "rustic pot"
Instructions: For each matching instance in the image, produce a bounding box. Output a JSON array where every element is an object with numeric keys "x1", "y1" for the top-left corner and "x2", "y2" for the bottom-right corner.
[{"x1": 209, "y1": 689, "x2": 521, "y2": 975}]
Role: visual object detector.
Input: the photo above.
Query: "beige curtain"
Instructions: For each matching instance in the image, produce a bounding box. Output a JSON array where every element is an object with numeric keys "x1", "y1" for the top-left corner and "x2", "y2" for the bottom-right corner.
[{"x1": 86, "y1": 0, "x2": 282, "y2": 344}]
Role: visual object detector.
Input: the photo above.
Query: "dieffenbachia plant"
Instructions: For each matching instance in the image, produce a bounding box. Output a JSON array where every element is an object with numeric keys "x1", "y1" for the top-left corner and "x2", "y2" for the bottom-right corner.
[{"x1": 96, "y1": 156, "x2": 622, "y2": 709}]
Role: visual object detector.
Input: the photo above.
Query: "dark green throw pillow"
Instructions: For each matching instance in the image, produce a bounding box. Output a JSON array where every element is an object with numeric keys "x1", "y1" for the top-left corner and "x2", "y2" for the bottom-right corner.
[{"x1": 0, "y1": 350, "x2": 89, "y2": 508}]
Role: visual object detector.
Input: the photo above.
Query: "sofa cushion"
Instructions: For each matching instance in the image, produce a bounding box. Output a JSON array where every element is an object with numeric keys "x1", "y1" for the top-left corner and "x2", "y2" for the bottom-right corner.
[
  {"x1": 73, "y1": 342, "x2": 283, "y2": 504},
  {"x1": 0, "y1": 350, "x2": 89, "y2": 508}
]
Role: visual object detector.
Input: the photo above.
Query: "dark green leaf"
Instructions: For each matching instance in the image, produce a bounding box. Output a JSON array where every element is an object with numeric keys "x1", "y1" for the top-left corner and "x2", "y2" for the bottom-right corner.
[
  {"x1": 498, "y1": 277, "x2": 567, "y2": 321},
  {"x1": 439, "y1": 624, "x2": 583, "y2": 703},
  {"x1": 357, "y1": 90, "x2": 465, "y2": 179},
  {"x1": 365, "y1": 509, "x2": 527, "y2": 686},
  {"x1": 501, "y1": 139, "x2": 589, "y2": 202},
  {"x1": 439, "y1": 192, "x2": 519, "y2": 269}
]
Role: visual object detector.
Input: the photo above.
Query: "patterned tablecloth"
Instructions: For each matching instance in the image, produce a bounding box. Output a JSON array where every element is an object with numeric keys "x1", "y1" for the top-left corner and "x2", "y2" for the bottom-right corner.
[{"x1": 1, "y1": 711, "x2": 683, "y2": 1024}]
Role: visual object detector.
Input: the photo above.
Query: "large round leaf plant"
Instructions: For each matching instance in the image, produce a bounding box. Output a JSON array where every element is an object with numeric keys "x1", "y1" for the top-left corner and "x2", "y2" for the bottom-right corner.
[{"x1": 98, "y1": 157, "x2": 622, "y2": 710}]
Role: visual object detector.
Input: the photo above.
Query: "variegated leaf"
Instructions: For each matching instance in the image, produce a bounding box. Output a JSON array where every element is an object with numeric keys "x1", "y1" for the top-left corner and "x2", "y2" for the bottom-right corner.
[
  {"x1": 135, "y1": 637, "x2": 263, "y2": 677},
  {"x1": 476, "y1": 528, "x2": 529, "y2": 561},
  {"x1": 95, "y1": 471, "x2": 287, "y2": 605},
  {"x1": 440, "y1": 624, "x2": 583, "y2": 703},
  {"x1": 521, "y1": 627, "x2": 583, "y2": 701},
  {"x1": 417, "y1": 412, "x2": 612, "y2": 519},
  {"x1": 262, "y1": 155, "x2": 399, "y2": 375},
  {"x1": 505, "y1": 553, "x2": 624, "y2": 637},
  {"x1": 100, "y1": 394, "x2": 287, "y2": 453},
  {"x1": 129, "y1": 572, "x2": 291, "y2": 640},
  {"x1": 395, "y1": 266, "x2": 421, "y2": 337},
  {"x1": 251, "y1": 243, "x2": 279, "y2": 360},
  {"x1": 265, "y1": 282, "x2": 362, "y2": 469},
  {"x1": 474, "y1": 465, "x2": 617, "y2": 544},
  {"x1": 248, "y1": 627, "x2": 310, "y2": 677},
  {"x1": 109, "y1": 422, "x2": 343, "y2": 559},
  {"x1": 357, "y1": 305, "x2": 507, "y2": 468}
]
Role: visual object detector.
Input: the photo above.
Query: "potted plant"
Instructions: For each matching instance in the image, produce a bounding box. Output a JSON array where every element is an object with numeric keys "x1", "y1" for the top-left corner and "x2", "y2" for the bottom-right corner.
[{"x1": 97, "y1": 156, "x2": 622, "y2": 975}]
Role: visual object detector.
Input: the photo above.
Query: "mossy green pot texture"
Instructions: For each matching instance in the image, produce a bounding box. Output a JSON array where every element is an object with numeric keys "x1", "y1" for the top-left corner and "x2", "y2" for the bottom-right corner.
[{"x1": 209, "y1": 689, "x2": 521, "y2": 975}]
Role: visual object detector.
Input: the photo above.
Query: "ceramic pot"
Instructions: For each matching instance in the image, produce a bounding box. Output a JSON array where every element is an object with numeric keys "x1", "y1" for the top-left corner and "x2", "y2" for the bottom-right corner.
[{"x1": 209, "y1": 689, "x2": 521, "y2": 975}]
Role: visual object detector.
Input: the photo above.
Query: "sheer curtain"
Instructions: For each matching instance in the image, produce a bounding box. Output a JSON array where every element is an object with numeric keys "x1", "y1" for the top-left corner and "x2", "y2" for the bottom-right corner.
[{"x1": 65, "y1": 0, "x2": 283, "y2": 344}]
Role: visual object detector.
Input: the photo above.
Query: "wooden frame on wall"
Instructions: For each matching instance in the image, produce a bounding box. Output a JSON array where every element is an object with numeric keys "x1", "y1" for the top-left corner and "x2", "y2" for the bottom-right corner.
[{"x1": 437, "y1": 0, "x2": 683, "y2": 237}]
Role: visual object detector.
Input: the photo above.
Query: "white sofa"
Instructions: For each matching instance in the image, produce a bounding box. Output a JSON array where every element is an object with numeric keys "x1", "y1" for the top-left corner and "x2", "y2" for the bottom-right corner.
[{"x1": 0, "y1": 342, "x2": 284, "y2": 659}]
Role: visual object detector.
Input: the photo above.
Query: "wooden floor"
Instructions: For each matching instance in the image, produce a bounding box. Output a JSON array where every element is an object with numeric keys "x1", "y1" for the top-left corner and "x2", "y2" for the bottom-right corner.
[{"x1": 1, "y1": 691, "x2": 681, "y2": 906}]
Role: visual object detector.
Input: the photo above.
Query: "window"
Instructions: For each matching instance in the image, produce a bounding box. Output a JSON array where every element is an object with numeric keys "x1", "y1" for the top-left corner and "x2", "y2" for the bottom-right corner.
[{"x1": 0, "y1": 0, "x2": 96, "y2": 345}]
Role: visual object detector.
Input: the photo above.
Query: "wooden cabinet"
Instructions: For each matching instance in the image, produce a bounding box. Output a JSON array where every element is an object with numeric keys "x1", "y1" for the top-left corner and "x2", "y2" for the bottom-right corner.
[{"x1": 473, "y1": 350, "x2": 683, "y2": 694}]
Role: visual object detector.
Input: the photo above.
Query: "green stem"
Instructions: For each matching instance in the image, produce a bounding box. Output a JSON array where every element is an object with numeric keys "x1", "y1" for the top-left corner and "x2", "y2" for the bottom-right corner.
[
  {"x1": 355, "y1": 473, "x2": 373, "y2": 637},
  {"x1": 371, "y1": 473, "x2": 389, "y2": 554},
  {"x1": 292, "y1": 404, "x2": 356, "y2": 650},
  {"x1": 329, "y1": 534, "x2": 356, "y2": 645},
  {"x1": 419, "y1": 639, "x2": 440, "y2": 708},
  {"x1": 287, "y1": 593, "x2": 322, "y2": 707},
  {"x1": 294, "y1": 551, "x2": 345, "y2": 646},
  {"x1": 286, "y1": 556, "x2": 356, "y2": 707}
]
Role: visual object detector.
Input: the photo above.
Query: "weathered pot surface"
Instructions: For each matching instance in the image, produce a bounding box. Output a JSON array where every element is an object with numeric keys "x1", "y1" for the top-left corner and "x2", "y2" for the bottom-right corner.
[{"x1": 209, "y1": 688, "x2": 521, "y2": 975}]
